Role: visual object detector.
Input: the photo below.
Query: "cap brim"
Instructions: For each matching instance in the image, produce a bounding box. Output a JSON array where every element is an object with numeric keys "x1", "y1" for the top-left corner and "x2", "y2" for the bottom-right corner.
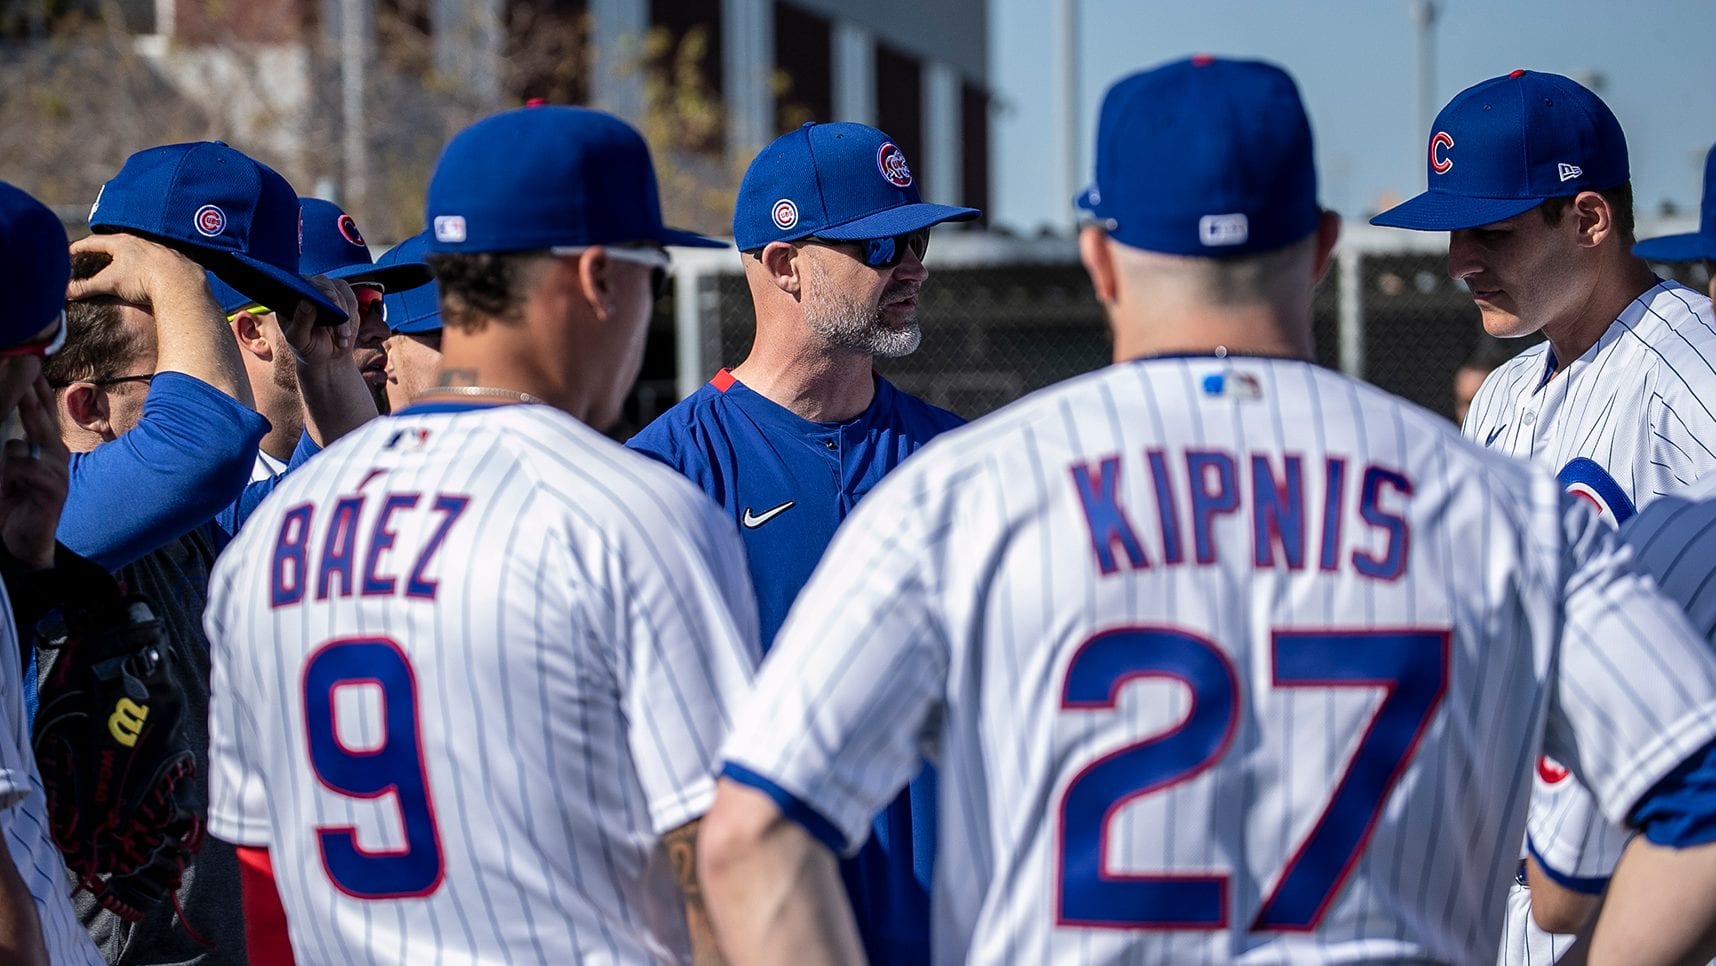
[
  {"x1": 658, "y1": 227, "x2": 729, "y2": 249},
  {"x1": 389, "y1": 313, "x2": 443, "y2": 335},
  {"x1": 205, "y1": 274, "x2": 254, "y2": 314},
  {"x1": 815, "y1": 203, "x2": 983, "y2": 240},
  {"x1": 220, "y1": 252, "x2": 349, "y2": 325},
  {"x1": 1633, "y1": 232, "x2": 1716, "y2": 264},
  {"x1": 326, "y1": 260, "x2": 435, "y2": 293},
  {"x1": 1369, "y1": 191, "x2": 1545, "y2": 231}
]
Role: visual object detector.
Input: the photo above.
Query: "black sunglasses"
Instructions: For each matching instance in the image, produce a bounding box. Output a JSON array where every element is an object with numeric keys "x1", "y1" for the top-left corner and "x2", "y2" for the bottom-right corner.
[{"x1": 804, "y1": 230, "x2": 931, "y2": 269}]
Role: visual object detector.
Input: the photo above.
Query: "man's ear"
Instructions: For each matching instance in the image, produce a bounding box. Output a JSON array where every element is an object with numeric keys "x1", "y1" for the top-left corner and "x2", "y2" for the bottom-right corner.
[
  {"x1": 758, "y1": 242, "x2": 803, "y2": 297},
  {"x1": 61, "y1": 383, "x2": 111, "y2": 438},
  {"x1": 1310, "y1": 209, "x2": 1343, "y2": 285},
  {"x1": 572, "y1": 248, "x2": 615, "y2": 322},
  {"x1": 1573, "y1": 190, "x2": 1614, "y2": 250},
  {"x1": 1079, "y1": 226, "x2": 1118, "y2": 305},
  {"x1": 230, "y1": 311, "x2": 273, "y2": 360}
]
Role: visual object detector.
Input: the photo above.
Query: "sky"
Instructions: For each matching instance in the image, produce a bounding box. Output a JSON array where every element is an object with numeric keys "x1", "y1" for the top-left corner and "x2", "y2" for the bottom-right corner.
[{"x1": 989, "y1": 0, "x2": 1716, "y2": 235}]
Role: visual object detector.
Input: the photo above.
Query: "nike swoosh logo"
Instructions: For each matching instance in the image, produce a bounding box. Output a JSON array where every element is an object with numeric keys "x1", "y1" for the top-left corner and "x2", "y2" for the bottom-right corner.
[
  {"x1": 742, "y1": 501, "x2": 796, "y2": 528},
  {"x1": 1485, "y1": 425, "x2": 1506, "y2": 446}
]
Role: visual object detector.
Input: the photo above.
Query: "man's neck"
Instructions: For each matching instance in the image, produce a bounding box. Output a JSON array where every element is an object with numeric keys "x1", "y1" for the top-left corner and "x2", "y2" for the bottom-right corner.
[
  {"x1": 1112, "y1": 303, "x2": 1313, "y2": 365},
  {"x1": 730, "y1": 344, "x2": 877, "y2": 423},
  {"x1": 1541, "y1": 259, "x2": 1658, "y2": 376}
]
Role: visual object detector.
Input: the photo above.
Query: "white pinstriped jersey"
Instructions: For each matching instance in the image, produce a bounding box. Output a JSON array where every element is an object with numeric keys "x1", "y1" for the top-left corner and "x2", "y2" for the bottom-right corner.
[
  {"x1": 722, "y1": 355, "x2": 1716, "y2": 965},
  {"x1": 203, "y1": 400, "x2": 760, "y2": 965},
  {"x1": 1463, "y1": 280, "x2": 1716, "y2": 965},
  {"x1": 0, "y1": 582, "x2": 102, "y2": 965}
]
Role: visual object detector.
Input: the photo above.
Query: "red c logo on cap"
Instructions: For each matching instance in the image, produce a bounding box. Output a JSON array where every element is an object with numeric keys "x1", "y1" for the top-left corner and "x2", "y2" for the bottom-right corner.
[
  {"x1": 1430, "y1": 131, "x2": 1455, "y2": 174},
  {"x1": 337, "y1": 214, "x2": 365, "y2": 247},
  {"x1": 194, "y1": 204, "x2": 227, "y2": 238},
  {"x1": 877, "y1": 143, "x2": 914, "y2": 188}
]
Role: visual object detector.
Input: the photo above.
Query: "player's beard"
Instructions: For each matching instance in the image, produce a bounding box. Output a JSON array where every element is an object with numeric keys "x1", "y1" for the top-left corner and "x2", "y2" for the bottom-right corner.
[
  {"x1": 804, "y1": 277, "x2": 922, "y2": 358},
  {"x1": 271, "y1": 348, "x2": 298, "y2": 392}
]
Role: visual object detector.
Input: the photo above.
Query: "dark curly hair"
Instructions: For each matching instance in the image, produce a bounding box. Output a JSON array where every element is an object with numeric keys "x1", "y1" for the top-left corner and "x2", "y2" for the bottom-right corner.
[
  {"x1": 423, "y1": 252, "x2": 550, "y2": 334},
  {"x1": 43, "y1": 251, "x2": 135, "y2": 387}
]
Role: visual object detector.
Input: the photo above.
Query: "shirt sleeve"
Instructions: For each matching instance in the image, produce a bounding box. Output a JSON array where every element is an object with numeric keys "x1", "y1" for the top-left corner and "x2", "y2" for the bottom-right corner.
[
  {"x1": 59, "y1": 372, "x2": 268, "y2": 570},
  {"x1": 1544, "y1": 494, "x2": 1716, "y2": 827},
  {"x1": 1524, "y1": 765, "x2": 1628, "y2": 891},
  {"x1": 202, "y1": 556, "x2": 274, "y2": 846},
  {"x1": 1647, "y1": 387, "x2": 1716, "y2": 499},
  {"x1": 720, "y1": 468, "x2": 950, "y2": 855},
  {"x1": 617, "y1": 471, "x2": 761, "y2": 837},
  {"x1": 0, "y1": 586, "x2": 30, "y2": 810}
]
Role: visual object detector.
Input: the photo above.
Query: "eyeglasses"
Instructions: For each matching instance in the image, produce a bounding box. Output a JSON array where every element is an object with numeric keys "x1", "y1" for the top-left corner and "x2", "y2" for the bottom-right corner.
[
  {"x1": 351, "y1": 284, "x2": 388, "y2": 325},
  {"x1": 87, "y1": 373, "x2": 155, "y2": 388},
  {"x1": 0, "y1": 309, "x2": 68, "y2": 359},
  {"x1": 549, "y1": 245, "x2": 674, "y2": 301},
  {"x1": 803, "y1": 230, "x2": 930, "y2": 269}
]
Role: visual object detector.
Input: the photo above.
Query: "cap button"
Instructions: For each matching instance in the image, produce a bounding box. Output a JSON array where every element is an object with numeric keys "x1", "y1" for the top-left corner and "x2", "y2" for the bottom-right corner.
[
  {"x1": 525, "y1": 97, "x2": 548, "y2": 107},
  {"x1": 1191, "y1": 53, "x2": 1215, "y2": 67},
  {"x1": 1508, "y1": 69, "x2": 1526, "y2": 79}
]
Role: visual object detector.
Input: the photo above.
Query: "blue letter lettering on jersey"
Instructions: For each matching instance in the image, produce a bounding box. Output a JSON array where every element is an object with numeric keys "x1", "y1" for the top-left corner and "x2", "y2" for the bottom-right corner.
[
  {"x1": 1187, "y1": 451, "x2": 1239, "y2": 565},
  {"x1": 317, "y1": 496, "x2": 366, "y2": 600},
  {"x1": 1070, "y1": 457, "x2": 1149, "y2": 575},
  {"x1": 362, "y1": 494, "x2": 420, "y2": 597},
  {"x1": 1318, "y1": 457, "x2": 1347, "y2": 572},
  {"x1": 1147, "y1": 449, "x2": 1185, "y2": 565},
  {"x1": 1353, "y1": 467, "x2": 1411, "y2": 581},
  {"x1": 1252, "y1": 454, "x2": 1306, "y2": 570},
  {"x1": 272, "y1": 503, "x2": 313, "y2": 608},
  {"x1": 406, "y1": 495, "x2": 470, "y2": 600}
]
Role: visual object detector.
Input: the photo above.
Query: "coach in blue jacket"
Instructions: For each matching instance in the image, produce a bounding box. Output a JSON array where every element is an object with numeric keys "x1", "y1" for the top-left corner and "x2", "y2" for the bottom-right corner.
[{"x1": 628, "y1": 121, "x2": 978, "y2": 964}]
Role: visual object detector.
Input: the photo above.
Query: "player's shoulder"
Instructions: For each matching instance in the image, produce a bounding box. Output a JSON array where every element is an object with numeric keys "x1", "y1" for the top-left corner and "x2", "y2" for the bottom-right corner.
[
  {"x1": 1632, "y1": 281, "x2": 1716, "y2": 376},
  {"x1": 626, "y1": 376, "x2": 742, "y2": 465}
]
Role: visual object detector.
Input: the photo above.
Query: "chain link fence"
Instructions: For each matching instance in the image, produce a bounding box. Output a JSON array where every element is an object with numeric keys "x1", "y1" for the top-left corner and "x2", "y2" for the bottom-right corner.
[{"x1": 618, "y1": 220, "x2": 1710, "y2": 435}]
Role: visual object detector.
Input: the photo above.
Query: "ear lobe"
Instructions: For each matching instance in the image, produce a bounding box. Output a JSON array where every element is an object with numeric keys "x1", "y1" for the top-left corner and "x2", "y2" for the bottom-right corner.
[
  {"x1": 1310, "y1": 210, "x2": 1343, "y2": 284},
  {"x1": 62, "y1": 384, "x2": 111, "y2": 437}
]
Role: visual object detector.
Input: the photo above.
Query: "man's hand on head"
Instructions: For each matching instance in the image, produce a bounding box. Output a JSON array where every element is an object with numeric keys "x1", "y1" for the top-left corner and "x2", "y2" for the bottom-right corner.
[
  {"x1": 65, "y1": 233, "x2": 208, "y2": 307},
  {"x1": 284, "y1": 276, "x2": 360, "y2": 370}
]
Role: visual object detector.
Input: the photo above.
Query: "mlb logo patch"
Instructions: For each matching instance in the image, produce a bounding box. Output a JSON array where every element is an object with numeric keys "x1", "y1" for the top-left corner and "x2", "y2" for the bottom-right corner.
[
  {"x1": 434, "y1": 215, "x2": 468, "y2": 243},
  {"x1": 1557, "y1": 162, "x2": 1583, "y2": 182},
  {"x1": 772, "y1": 198, "x2": 799, "y2": 231},
  {"x1": 877, "y1": 142, "x2": 914, "y2": 188},
  {"x1": 1201, "y1": 371, "x2": 1262, "y2": 399},
  {"x1": 88, "y1": 184, "x2": 104, "y2": 221},
  {"x1": 194, "y1": 204, "x2": 227, "y2": 238},
  {"x1": 1199, "y1": 213, "x2": 1249, "y2": 247}
]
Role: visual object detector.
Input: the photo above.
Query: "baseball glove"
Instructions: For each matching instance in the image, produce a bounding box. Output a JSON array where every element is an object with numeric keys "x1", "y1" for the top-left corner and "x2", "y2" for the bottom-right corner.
[{"x1": 32, "y1": 593, "x2": 204, "y2": 922}]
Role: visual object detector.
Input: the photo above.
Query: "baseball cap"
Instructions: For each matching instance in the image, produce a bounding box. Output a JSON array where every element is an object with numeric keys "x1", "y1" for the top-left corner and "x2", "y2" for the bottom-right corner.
[
  {"x1": 209, "y1": 198, "x2": 437, "y2": 314},
  {"x1": 1633, "y1": 143, "x2": 1716, "y2": 263},
  {"x1": 733, "y1": 122, "x2": 980, "y2": 252},
  {"x1": 88, "y1": 141, "x2": 347, "y2": 324},
  {"x1": 0, "y1": 181, "x2": 71, "y2": 349},
  {"x1": 425, "y1": 105, "x2": 723, "y2": 253},
  {"x1": 1075, "y1": 56, "x2": 1320, "y2": 256},
  {"x1": 375, "y1": 232, "x2": 441, "y2": 335},
  {"x1": 1370, "y1": 70, "x2": 1629, "y2": 232}
]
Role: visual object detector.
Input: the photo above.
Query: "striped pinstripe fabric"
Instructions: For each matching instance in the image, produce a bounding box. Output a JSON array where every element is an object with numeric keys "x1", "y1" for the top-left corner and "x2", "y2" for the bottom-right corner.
[
  {"x1": 724, "y1": 355, "x2": 1716, "y2": 965},
  {"x1": 203, "y1": 401, "x2": 760, "y2": 964}
]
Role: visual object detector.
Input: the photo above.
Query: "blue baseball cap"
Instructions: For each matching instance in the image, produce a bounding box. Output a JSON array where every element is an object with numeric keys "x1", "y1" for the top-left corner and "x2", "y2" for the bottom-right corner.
[
  {"x1": 1371, "y1": 70, "x2": 1629, "y2": 232},
  {"x1": 88, "y1": 141, "x2": 347, "y2": 324},
  {"x1": 375, "y1": 232, "x2": 440, "y2": 335},
  {"x1": 1075, "y1": 56, "x2": 1320, "y2": 256},
  {"x1": 733, "y1": 122, "x2": 980, "y2": 252},
  {"x1": 300, "y1": 198, "x2": 432, "y2": 291},
  {"x1": 0, "y1": 181, "x2": 70, "y2": 349},
  {"x1": 1634, "y1": 143, "x2": 1716, "y2": 263},
  {"x1": 425, "y1": 105, "x2": 723, "y2": 254}
]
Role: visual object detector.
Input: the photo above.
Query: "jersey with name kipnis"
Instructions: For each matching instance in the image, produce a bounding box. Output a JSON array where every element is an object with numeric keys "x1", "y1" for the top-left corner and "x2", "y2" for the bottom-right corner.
[
  {"x1": 720, "y1": 355, "x2": 1716, "y2": 965},
  {"x1": 202, "y1": 401, "x2": 760, "y2": 965}
]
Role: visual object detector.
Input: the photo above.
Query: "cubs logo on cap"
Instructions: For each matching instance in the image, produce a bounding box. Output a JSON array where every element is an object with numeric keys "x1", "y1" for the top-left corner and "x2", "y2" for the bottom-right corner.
[
  {"x1": 877, "y1": 143, "x2": 914, "y2": 188},
  {"x1": 731, "y1": 122, "x2": 980, "y2": 251},
  {"x1": 1430, "y1": 132, "x2": 1454, "y2": 174},
  {"x1": 194, "y1": 204, "x2": 227, "y2": 238},
  {"x1": 337, "y1": 214, "x2": 365, "y2": 246}
]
